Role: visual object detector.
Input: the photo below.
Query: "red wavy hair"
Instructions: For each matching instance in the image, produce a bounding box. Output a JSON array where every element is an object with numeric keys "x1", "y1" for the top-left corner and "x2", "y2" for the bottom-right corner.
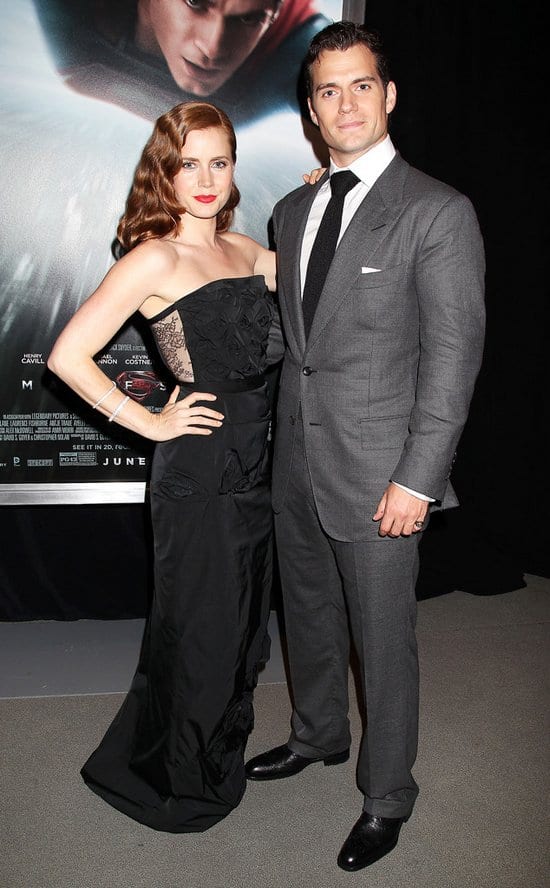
[{"x1": 117, "y1": 102, "x2": 240, "y2": 252}]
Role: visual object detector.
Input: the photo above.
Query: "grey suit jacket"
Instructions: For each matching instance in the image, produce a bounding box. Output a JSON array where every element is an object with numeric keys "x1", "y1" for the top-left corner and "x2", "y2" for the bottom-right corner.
[{"x1": 271, "y1": 153, "x2": 486, "y2": 542}]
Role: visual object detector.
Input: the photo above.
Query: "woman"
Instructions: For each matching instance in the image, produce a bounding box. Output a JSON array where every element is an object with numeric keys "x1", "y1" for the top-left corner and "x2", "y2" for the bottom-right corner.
[{"x1": 48, "y1": 101, "x2": 282, "y2": 833}]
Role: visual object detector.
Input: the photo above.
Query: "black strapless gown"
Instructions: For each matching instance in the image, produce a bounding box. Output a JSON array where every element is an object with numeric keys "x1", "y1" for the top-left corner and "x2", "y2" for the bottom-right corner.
[{"x1": 81, "y1": 277, "x2": 275, "y2": 832}]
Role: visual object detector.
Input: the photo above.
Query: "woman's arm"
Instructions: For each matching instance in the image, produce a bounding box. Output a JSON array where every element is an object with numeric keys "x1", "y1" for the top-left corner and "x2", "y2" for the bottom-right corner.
[
  {"x1": 48, "y1": 243, "x2": 224, "y2": 441},
  {"x1": 248, "y1": 245, "x2": 284, "y2": 364},
  {"x1": 252, "y1": 245, "x2": 276, "y2": 292}
]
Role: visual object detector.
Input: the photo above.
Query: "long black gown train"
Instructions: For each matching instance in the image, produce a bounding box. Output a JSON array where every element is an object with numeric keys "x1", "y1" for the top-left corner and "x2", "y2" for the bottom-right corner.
[{"x1": 81, "y1": 276, "x2": 279, "y2": 832}]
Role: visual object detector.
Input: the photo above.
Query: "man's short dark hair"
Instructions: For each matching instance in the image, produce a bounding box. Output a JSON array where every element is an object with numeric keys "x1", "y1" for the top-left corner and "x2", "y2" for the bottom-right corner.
[{"x1": 304, "y1": 21, "x2": 391, "y2": 98}]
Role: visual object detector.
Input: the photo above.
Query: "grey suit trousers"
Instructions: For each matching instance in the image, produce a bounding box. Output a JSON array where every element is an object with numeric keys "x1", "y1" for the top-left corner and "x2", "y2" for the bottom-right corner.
[{"x1": 275, "y1": 420, "x2": 420, "y2": 819}]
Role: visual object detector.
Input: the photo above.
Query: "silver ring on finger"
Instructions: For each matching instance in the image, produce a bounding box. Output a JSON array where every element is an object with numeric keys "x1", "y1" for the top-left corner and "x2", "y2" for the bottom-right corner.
[{"x1": 413, "y1": 520, "x2": 424, "y2": 529}]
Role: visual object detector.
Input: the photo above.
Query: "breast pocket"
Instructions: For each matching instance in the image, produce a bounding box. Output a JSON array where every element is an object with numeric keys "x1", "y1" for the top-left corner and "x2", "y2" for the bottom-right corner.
[{"x1": 353, "y1": 261, "x2": 409, "y2": 292}]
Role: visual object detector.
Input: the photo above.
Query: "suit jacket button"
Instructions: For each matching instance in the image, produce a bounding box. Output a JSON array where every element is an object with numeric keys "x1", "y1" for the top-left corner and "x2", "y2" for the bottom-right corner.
[{"x1": 302, "y1": 366, "x2": 313, "y2": 376}]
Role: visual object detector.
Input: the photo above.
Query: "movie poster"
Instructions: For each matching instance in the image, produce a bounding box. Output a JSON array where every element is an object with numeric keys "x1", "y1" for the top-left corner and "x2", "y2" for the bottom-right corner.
[{"x1": 0, "y1": 0, "x2": 340, "y2": 494}]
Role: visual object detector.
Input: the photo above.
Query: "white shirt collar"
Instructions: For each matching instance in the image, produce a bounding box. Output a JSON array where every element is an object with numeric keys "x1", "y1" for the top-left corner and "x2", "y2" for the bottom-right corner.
[{"x1": 328, "y1": 135, "x2": 396, "y2": 188}]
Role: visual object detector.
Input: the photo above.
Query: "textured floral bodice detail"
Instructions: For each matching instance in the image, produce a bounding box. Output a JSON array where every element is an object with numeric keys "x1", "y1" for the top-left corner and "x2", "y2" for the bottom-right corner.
[{"x1": 149, "y1": 276, "x2": 274, "y2": 382}]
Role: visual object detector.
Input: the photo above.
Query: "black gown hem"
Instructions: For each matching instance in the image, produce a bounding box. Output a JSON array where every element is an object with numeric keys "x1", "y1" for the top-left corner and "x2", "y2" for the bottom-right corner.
[{"x1": 81, "y1": 769, "x2": 246, "y2": 834}]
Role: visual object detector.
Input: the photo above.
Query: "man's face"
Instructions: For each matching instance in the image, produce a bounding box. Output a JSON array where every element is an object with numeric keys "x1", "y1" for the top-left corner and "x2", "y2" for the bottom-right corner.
[
  {"x1": 138, "y1": 0, "x2": 278, "y2": 96},
  {"x1": 307, "y1": 44, "x2": 397, "y2": 167}
]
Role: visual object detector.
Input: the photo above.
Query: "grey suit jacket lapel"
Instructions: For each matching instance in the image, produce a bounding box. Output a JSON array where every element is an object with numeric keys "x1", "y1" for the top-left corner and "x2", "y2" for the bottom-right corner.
[
  {"x1": 277, "y1": 172, "x2": 329, "y2": 355},
  {"x1": 306, "y1": 155, "x2": 409, "y2": 350}
]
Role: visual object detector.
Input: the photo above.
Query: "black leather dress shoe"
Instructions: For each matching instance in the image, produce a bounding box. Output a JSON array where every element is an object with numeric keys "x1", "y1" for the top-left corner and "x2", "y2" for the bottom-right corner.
[
  {"x1": 337, "y1": 811, "x2": 407, "y2": 871},
  {"x1": 245, "y1": 743, "x2": 349, "y2": 781}
]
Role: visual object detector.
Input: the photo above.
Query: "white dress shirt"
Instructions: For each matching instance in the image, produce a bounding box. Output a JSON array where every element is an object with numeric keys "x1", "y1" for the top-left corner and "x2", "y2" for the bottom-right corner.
[
  {"x1": 299, "y1": 135, "x2": 396, "y2": 291},
  {"x1": 299, "y1": 135, "x2": 434, "y2": 504}
]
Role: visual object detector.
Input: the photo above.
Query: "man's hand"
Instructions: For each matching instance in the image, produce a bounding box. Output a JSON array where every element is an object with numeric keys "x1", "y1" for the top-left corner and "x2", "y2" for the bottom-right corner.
[{"x1": 373, "y1": 483, "x2": 429, "y2": 537}]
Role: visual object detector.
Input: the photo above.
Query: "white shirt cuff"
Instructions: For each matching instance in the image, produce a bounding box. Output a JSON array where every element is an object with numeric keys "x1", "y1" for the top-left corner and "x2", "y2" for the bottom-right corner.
[{"x1": 392, "y1": 481, "x2": 435, "y2": 502}]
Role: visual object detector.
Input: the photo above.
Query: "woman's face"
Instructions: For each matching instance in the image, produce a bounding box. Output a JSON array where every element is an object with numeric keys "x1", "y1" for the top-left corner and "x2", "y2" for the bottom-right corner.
[
  {"x1": 138, "y1": 0, "x2": 279, "y2": 96},
  {"x1": 172, "y1": 126, "x2": 235, "y2": 219}
]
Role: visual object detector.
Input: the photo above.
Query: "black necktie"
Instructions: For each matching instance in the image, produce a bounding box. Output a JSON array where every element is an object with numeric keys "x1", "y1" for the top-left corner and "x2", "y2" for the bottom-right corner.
[{"x1": 302, "y1": 171, "x2": 360, "y2": 338}]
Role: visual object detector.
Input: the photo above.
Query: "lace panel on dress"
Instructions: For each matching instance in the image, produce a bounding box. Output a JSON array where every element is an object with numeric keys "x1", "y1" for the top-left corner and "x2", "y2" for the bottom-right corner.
[{"x1": 150, "y1": 310, "x2": 194, "y2": 383}]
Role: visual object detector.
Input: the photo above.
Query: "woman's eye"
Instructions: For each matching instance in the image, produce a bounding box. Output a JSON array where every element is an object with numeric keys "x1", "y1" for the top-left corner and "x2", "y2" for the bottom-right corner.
[
  {"x1": 212, "y1": 160, "x2": 228, "y2": 169},
  {"x1": 181, "y1": 161, "x2": 196, "y2": 169},
  {"x1": 185, "y1": 0, "x2": 206, "y2": 10}
]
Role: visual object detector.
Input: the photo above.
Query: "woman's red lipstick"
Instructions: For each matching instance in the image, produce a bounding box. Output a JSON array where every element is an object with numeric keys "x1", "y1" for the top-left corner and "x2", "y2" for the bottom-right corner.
[{"x1": 194, "y1": 194, "x2": 216, "y2": 203}]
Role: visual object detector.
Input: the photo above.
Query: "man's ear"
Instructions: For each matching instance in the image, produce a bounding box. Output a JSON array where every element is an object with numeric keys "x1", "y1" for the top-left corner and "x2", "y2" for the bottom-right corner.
[
  {"x1": 386, "y1": 81, "x2": 397, "y2": 114},
  {"x1": 307, "y1": 96, "x2": 318, "y2": 127}
]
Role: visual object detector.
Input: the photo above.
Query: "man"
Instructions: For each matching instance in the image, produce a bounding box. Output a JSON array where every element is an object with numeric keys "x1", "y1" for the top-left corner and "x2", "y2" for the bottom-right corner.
[
  {"x1": 33, "y1": 0, "x2": 329, "y2": 124},
  {"x1": 246, "y1": 21, "x2": 485, "y2": 872}
]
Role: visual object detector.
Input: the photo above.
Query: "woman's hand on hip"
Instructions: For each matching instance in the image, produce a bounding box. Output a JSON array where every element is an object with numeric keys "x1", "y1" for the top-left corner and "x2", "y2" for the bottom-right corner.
[{"x1": 149, "y1": 387, "x2": 224, "y2": 442}]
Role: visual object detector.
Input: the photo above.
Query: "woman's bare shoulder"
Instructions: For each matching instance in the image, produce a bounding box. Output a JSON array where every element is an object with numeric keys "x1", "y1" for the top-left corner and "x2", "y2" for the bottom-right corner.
[
  {"x1": 119, "y1": 238, "x2": 180, "y2": 276},
  {"x1": 223, "y1": 231, "x2": 265, "y2": 256},
  {"x1": 222, "y1": 232, "x2": 275, "y2": 289}
]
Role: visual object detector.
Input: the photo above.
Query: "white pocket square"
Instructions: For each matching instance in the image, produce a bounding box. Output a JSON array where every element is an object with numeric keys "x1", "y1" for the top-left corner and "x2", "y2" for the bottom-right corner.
[{"x1": 361, "y1": 266, "x2": 381, "y2": 273}]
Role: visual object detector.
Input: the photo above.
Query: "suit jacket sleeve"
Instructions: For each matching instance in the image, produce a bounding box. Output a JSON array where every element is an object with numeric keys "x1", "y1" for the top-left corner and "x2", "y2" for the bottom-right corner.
[
  {"x1": 265, "y1": 203, "x2": 285, "y2": 365},
  {"x1": 266, "y1": 299, "x2": 285, "y2": 365},
  {"x1": 272, "y1": 200, "x2": 282, "y2": 248},
  {"x1": 391, "y1": 193, "x2": 486, "y2": 500}
]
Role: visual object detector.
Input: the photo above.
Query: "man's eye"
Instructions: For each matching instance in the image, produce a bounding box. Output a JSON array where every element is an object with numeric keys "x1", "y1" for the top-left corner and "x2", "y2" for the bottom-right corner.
[
  {"x1": 185, "y1": 0, "x2": 206, "y2": 10},
  {"x1": 357, "y1": 83, "x2": 370, "y2": 91},
  {"x1": 322, "y1": 89, "x2": 337, "y2": 98},
  {"x1": 237, "y1": 12, "x2": 272, "y2": 26}
]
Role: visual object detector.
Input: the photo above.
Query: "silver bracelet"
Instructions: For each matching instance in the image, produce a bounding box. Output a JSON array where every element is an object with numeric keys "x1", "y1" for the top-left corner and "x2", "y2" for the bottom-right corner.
[
  {"x1": 92, "y1": 381, "x2": 117, "y2": 409},
  {"x1": 108, "y1": 396, "x2": 130, "y2": 422}
]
